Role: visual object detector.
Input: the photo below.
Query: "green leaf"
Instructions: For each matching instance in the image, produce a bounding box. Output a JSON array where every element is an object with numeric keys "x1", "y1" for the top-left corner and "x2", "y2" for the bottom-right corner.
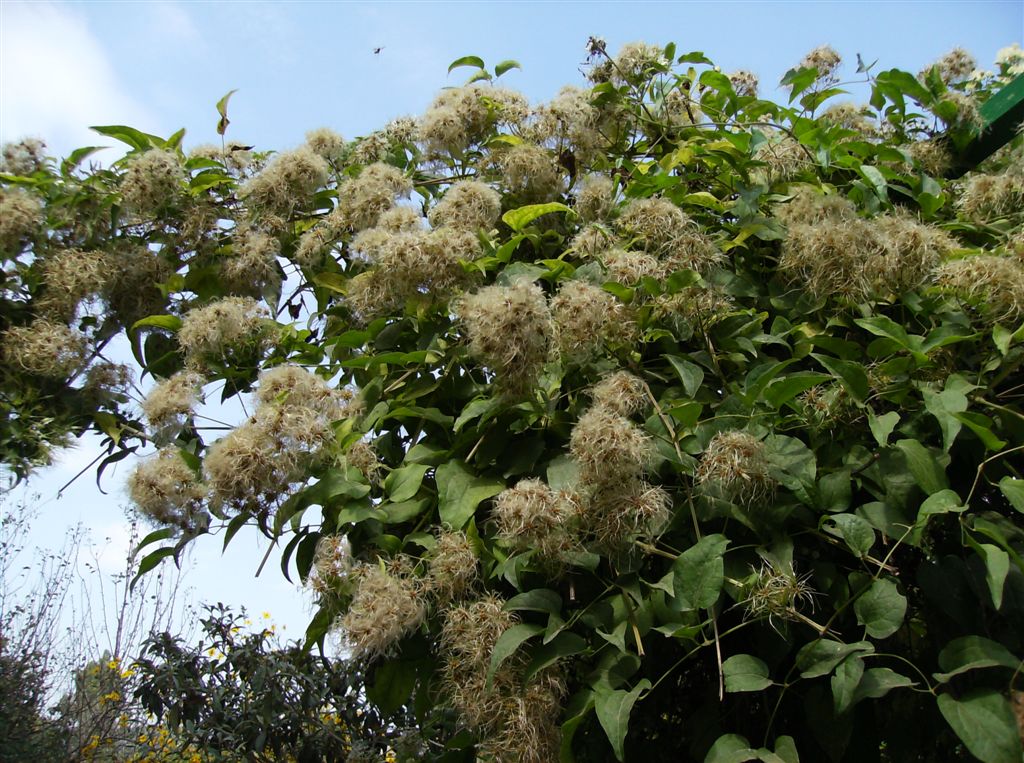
[
  {"x1": 824, "y1": 514, "x2": 874, "y2": 558},
  {"x1": 366, "y1": 659, "x2": 417, "y2": 716},
  {"x1": 999, "y1": 477, "x2": 1024, "y2": 514},
  {"x1": 524, "y1": 632, "x2": 587, "y2": 682},
  {"x1": 495, "y1": 59, "x2": 521, "y2": 77},
  {"x1": 381, "y1": 498, "x2": 430, "y2": 524},
  {"x1": 215, "y1": 88, "x2": 238, "y2": 136},
  {"x1": 831, "y1": 655, "x2": 865, "y2": 715},
  {"x1": 454, "y1": 397, "x2": 500, "y2": 433},
  {"x1": 894, "y1": 439, "x2": 948, "y2": 494},
  {"x1": 704, "y1": 734, "x2": 759, "y2": 763},
  {"x1": 502, "y1": 202, "x2": 575, "y2": 232},
  {"x1": 934, "y1": 636, "x2": 1022, "y2": 683},
  {"x1": 912, "y1": 489, "x2": 965, "y2": 544},
  {"x1": 854, "y1": 577, "x2": 906, "y2": 639},
  {"x1": 547, "y1": 454, "x2": 580, "y2": 490},
  {"x1": 952, "y1": 411, "x2": 1008, "y2": 452},
  {"x1": 852, "y1": 667, "x2": 914, "y2": 703},
  {"x1": 486, "y1": 623, "x2": 543, "y2": 687},
  {"x1": 922, "y1": 387, "x2": 968, "y2": 452},
  {"x1": 811, "y1": 354, "x2": 869, "y2": 403},
  {"x1": 937, "y1": 689, "x2": 1023, "y2": 763},
  {"x1": 130, "y1": 547, "x2": 176, "y2": 589},
  {"x1": 506, "y1": 589, "x2": 562, "y2": 615},
  {"x1": 90, "y1": 124, "x2": 161, "y2": 151},
  {"x1": 384, "y1": 463, "x2": 429, "y2": 502},
  {"x1": 435, "y1": 460, "x2": 504, "y2": 528},
  {"x1": 764, "y1": 372, "x2": 831, "y2": 408},
  {"x1": 448, "y1": 55, "x2": 485, "y2": 74},
  {"x1": 666, "y1": 355, "x2": 705, "y2": 397},
  {"x1": 974, "y1": 542, "x2": 1010, "y2": 610},
  {"x1": 797, "y1": 640, "x2": 874, "y2": 678},
  {"x1": 672, "y1": 534, "x2": 729, "y2": 611},
  {"x1": 131, "y1": 314, "x2": 183, "y2": 333},
  {"x1": 867, "y1": 411, "x2": 900, "y2": 448},
  {"x1": 818, "y1": 470, "x2": 852, "y2": 512},
  {"x1": 594, "y1": 680, "x2": 650, "y2": 762},
  {"x1": 722, "y1": 654, "x2": 772, "y2": 692}
]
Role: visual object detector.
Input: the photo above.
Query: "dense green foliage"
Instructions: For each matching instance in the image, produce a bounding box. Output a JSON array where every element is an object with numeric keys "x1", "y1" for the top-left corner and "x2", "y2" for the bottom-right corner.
[
  {"x1": 3, "y1": 39, "x2": 1024, "y2": 761},
  {"x1": 134, "y1": 605, "x2": 419, "y2": 762}
]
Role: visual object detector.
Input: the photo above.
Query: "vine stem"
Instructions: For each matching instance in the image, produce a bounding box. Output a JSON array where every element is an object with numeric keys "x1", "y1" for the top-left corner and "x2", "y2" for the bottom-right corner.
[
  {"x1": 965, "y1": 443, "x2": 1024, "y2": 507},
  {"x1": 641, "y1": 381, "x2": 701, "y2": 539}
]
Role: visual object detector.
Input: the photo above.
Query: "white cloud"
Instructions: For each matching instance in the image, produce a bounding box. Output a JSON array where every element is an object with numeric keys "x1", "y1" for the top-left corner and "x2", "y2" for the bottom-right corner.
[{"x1": 0, "y1": 1, "x2": 156, "y2": 156}]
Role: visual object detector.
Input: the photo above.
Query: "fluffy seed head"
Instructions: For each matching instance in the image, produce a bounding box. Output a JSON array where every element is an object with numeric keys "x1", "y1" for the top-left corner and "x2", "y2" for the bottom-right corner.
[
  {"x1": 530, "y1": 86, "x2": 604, "y2": 161},
  {"x1": 128, "y1": 448, "x2": 208, "y2": 532},
  {"x1": 570, "y1": 224, "x2": 615, "y2": 258},
  {"x1": 427, "y1": 530, "x2": 478, "y2": 604},
  {"x1": 82, "y1": 362, "x2": 133, "y2": 402},
  {"x1": 457, "y1": 281, "x2": 553, "y2": 396},
  {"x1": 103, "y1": 248, "x2": 173, "y2": 325},
  {"x1": 662, "y1": 88, "x2": 704, "y2": 128},
  {"x1": 612, "y1": 42, "x2": 666, "y2": 84},
  {"x1": 774, "y1": 187, "x2": 856, "y2": 226},
  {"x1": 254, "y1": 364, "x2": 353, "y2": 421},
  {"x1": 601, "y1": 247, "x2": 663, "y2": 284},
  {"x1": 340, "y1": 561, "x2": 426, "y2": 660},
  {"x1": 779, "y1": 212, "x2": 955, "y2": 302},
  {"x1": 441, "y1": 594, "x2": 516, "y2": 669},
  {"x1": 821, "y1": 103, "x2": 877, "y2": 136},
  {"x1": 551, "y1": 280, "x2": 635, "y2": 364},
  {"x1": 925, "y1": 47, "x2": 977, "y2": 84},
  {"x1": 385, "y1": 116, "x2": 419, "y2": 145},
  {"x1": 304, "y1": 127, "x2": 345, "y2": 160},
  {"x1": 0, "y1": 188, "x2": 43, "y2": 254},
  {"x1": 221, "y1": 230, "x2": 281, "y2": 298},
  {"x1": 906, "y1": 140, "x2": 953, "y2": 177},
  {"x1": 492, "y1": 479, "x2": 580, "y2": 564},
  {"x1": 591, "y1": 371, "x2": 647, "y2": 416},
  {"x1": 798, "y1": 383, "x2": 855, "y2": 431},
  {"x1": 753, "y1": 133, "x2": 810, "y2": 184},
  {"x1": 308, "y1": 535, "x2": 354, "y2": 599},
  {"x1": 2, "y1": 320, "x2": 88, "y2": 378},
  {"x1": 570, "y1": 406, "x2": 655, "y2": 484},
  {"x1": 1, "y1": 138, "x2": 46, "y2": 175},
  {"x1": 729, "y1": 70, "x2": 759, "y2": 97},
  {"x1": 935, "y1": 255, "x2": 1024, "y2": 324},
  {"x1": 121, "y1": 149, "x2": 185, "y2": 215},
  {"x1": 958, "y1": 168, "x2": 1024, "y2": 221},
  {"x1": 696, "y1": 431, "x2": 776, "y2": 506},
  {"x1": 498, "y1": 144, "x2": 564, "y2": 202},
  {"x1": 798, "y1": 45, "x2": 842, "y2": 80},
  {"x1": 335, "y1": 162, "x2": 413, "y2": 231},
  {"x1": 345, "y1": 440, "x2": 383, "y2": 485},
  {"x1": 178, "y1": 297, "x2": 271, "y2": 369},
  {"x1": 142, "y1": 369, "x2": 206, "y2": 439},
  {"x1": 205, "y1": 368, "x2": 352, "y2": 513},
  {"x1": 583, "y1": 479, "x2": 671, "y2": 551},
  {"x1": 617, "y1": 197, "x2": 693, "y2": 251},
  {"x1": 574, "y1": 175, "x2": 616, "y2": 223},
  {"x1": 679, "y1": 288, "x2": 738, "y2": 330},
  {"x1": 36, "y1": 249, "x2": 110, "y2": 321},
  {"x1": 420, "y1": 86, "x2": 526, "y2": 155},
  {"x1": 347, "y1": 226, "x2": 481, "y2": 320},
  {"x1": 428, "y1": 180, "x2": 502, "y2": 231},
  {"x1": 239, "y1": 146, "x2": 329, "y2": 216},
  {"x1": 744, "y1": 563, "x2": 816, "y2": 628}
]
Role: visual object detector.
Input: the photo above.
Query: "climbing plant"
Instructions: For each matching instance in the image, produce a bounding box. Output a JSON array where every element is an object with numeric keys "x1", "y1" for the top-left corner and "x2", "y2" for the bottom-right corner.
[{"x1": 3, "y1": 39, "x2": 1024, "y2": 761}]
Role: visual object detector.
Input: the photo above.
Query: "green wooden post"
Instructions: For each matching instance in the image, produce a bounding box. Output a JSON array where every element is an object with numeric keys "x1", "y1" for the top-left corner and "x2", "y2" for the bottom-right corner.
[{"x1": 948, "y1": 73, "x2": 1024, "y2": 177}]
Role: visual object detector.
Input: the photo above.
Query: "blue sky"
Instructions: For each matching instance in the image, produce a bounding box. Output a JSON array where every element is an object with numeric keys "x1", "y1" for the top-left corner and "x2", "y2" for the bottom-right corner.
[{"x1": 2, "y1": 0, "x2": 1022, "y2": 640}]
